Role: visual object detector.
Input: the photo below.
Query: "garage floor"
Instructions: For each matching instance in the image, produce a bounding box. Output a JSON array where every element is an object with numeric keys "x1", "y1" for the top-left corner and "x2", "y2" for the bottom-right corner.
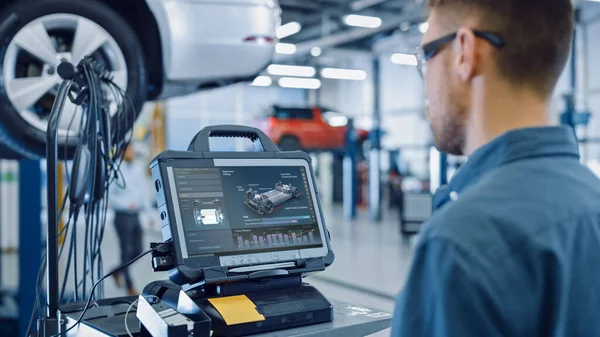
[{"x1": 2, "y1": 204, "x2": 415, "y2": 336}]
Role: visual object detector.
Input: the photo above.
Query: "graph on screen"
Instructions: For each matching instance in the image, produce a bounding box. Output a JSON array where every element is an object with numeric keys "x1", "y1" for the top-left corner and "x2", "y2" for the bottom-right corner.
[{"x1": 234, "y1": 228, "x2": 319, "y2": 249}]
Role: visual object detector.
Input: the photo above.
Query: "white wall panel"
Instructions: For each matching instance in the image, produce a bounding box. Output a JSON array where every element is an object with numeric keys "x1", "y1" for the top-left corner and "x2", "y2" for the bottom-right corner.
[
  {"x1": 0, "y1": 161, "x2": 19, "y2": 250},
  {"x1": 380, "y1": 57, "x2": 424, "y2": 114},
  {"x1": 318, "y1": 50, "x2": 374, "y2": 118}
]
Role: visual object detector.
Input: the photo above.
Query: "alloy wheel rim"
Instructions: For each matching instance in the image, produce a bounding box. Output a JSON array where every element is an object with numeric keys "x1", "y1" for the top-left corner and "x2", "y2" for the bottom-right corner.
[{"x1": 3, "y1": 13, "x2": 128, "y2": 138}]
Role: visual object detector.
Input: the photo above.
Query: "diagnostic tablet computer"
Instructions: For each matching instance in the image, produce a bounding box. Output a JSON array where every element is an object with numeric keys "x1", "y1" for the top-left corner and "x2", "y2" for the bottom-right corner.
[{"x1": 152, "y1": 154, "x2": 333, "y2": 285}]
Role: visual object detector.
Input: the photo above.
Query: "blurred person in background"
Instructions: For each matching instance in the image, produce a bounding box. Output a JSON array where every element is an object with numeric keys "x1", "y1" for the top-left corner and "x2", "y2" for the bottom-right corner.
[
  {"x1": 109, "y1": 144, "x2": 154, "y2": 295},
  {"x1": 388, "y1": 166, "x2": 405, "y2": 227}
]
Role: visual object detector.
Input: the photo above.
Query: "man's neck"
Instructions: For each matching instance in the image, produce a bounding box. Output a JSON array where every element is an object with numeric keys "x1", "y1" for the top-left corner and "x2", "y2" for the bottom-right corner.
[{"x1": 464, "y1": 82, "x2": 551, "y2": 156}]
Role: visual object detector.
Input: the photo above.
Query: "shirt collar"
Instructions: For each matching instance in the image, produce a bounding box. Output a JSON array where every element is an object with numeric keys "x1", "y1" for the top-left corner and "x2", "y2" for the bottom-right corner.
[{"x1": 433, "y1": 126, "x2": 580, "y2": 210}]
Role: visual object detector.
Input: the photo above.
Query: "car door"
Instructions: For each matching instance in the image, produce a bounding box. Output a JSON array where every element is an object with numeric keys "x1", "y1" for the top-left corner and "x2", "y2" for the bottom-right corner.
[{"x1": 273, "y1": 107, "x2": 313, "y2": 148}]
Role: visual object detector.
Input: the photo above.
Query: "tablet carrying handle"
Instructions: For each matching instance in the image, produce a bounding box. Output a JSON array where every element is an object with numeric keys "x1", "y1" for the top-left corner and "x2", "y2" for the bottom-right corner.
[{"x1": 187, "y1": 125, "x2": 280, "y2": 153}]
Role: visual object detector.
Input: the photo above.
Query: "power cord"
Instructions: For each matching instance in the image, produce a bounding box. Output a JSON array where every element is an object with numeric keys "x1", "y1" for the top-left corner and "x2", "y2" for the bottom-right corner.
[
  {"x1": 35, "y1": 56, "x2": 138, "y2": 337},
  {"x1": 124, "y1": 295, "x2": 161, "y2": 337},
  {"x1": 49, "y1": 249, "x2": 153, "y2": 337}
]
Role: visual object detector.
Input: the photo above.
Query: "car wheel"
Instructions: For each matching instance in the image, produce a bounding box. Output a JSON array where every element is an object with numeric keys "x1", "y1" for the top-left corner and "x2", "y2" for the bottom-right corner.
[
  {"x1": 278, "y1": 136, "x2": 301, "y2": 151},
  {"x1": 265, "y1": 201, "x2": 274, "y2": 214},
  {"x1": 0, "y1": 143, "x2": 24, "y2": 159},
  {"x1": 0, "y1": 0, "x2": 146, "y2": 158}
]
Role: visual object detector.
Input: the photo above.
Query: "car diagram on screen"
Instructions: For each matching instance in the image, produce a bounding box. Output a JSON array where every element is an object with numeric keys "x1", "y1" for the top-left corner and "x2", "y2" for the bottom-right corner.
[
  {"x1": 193, "y1": 208, "x2": 224, "y2": 226},
  {"x1": 245, "y1": 182, "x2": 300, "y2": 215},
  {"x1": 193, "y1": 199, "x2": 222, "y2": 207}
]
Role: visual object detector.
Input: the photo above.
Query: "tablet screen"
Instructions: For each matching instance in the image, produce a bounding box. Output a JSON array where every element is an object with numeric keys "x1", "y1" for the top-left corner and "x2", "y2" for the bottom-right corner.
[{"x1": 167, "y1": 160, "x2": 325, "y2": 258}]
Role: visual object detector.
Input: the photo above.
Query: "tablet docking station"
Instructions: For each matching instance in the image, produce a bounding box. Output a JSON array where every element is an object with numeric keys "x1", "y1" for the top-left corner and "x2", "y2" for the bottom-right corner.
[
  {"x1": 139, "y1": 125, "x2": 335, "y2": 337},
  {"x1": 139, "y1": 276, "x2": 332, "y2": 337}
]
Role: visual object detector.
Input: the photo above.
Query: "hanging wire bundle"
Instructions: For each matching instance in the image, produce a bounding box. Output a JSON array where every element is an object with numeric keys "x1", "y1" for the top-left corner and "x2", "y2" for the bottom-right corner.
[{"x1": 26, "y1": 56, "x2": 148, "y2": 337}]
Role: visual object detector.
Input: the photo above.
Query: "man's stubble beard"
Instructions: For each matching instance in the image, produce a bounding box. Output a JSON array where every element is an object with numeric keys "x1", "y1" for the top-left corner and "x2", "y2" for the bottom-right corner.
[{"x1": 432, "y1": 74, "x2": 467, "y2": 156}]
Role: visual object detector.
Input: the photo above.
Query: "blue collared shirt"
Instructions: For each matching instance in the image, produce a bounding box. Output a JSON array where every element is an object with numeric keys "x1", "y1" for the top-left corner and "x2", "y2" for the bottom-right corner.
[{"x1": 391, "y1": 127, "x2": 600, "y2": 337}]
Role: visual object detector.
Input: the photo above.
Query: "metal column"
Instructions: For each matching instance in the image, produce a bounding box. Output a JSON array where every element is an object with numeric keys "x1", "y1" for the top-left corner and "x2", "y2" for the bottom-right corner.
[
  {"x1": 343, "y1": 120, "x2": 358, "y2": 220},
  {"x1": 18, "y1": 160, "x2": 42, "y2": 337},
  {"x1": 368, "y1": 57, "x2": 382, "y2": 222}
]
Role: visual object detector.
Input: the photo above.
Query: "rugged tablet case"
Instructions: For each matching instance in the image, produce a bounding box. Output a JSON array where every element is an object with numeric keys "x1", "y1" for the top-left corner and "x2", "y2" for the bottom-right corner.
[{"x1": 149, "y1": 125, "x2": 335, "y2": 287}]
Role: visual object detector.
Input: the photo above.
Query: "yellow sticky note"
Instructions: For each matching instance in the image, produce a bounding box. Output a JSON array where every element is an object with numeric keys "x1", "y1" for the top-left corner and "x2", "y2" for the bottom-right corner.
[{"x1": 208, "y1": 295, "x2": 266, "y2": 325}]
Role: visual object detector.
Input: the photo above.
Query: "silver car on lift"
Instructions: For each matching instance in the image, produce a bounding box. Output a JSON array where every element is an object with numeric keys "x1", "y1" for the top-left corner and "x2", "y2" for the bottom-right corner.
[{"x1": 0, "y1": 0, "x2": 280, "y2": 157}]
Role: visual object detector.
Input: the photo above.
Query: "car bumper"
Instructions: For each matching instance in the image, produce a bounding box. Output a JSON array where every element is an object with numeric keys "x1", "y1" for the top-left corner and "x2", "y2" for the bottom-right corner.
[{"x1": 152, "y1": 0, "x2": 278, "y2": 81}]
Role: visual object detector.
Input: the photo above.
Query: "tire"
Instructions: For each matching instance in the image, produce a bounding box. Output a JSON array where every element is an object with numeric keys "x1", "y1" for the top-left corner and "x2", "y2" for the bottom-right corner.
[
  {"x1": 0, "y1": 0, "x2": 146, "y2": 158},
  {"x1": 278, "y1": 136, "x2": 301, "y2": 151},
  {"x1": 0, "y1": 143, "x2": 25, "y2": 159},
  {"x1": 292, "y1": 188, "x2": 298, "y2": 197},
  {"x1": 265, "y1": 201, "x2": 274, "y2": 214}
]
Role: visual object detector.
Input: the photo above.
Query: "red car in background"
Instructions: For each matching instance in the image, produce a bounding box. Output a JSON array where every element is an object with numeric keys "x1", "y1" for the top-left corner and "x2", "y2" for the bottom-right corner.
[{"x1": 257, "y1": 105, "x2": 369, "y2": 151}]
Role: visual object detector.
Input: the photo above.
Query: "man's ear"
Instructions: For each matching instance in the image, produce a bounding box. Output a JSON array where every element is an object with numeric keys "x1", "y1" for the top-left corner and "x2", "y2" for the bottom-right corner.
[{"x1": 454, "y1": 27, "x2": 478, "y2": 82}]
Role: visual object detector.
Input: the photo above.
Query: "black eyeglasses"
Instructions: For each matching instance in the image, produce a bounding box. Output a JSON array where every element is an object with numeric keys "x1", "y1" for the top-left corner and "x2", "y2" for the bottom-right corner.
[{"x1": 415, "y1": 30, "x2": 505, "y2": 78}]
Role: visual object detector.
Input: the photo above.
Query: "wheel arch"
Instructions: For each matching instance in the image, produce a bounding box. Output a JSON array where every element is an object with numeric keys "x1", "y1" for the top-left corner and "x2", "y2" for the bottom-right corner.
[
  {"x1": 97, "y1": 0, "x2": 164, "y2": 100},
  {"x1": 0, "y1": 0, "x2": 148, "y2": 158},
  {"x1": 279, "y1": 134, "x2": 301, "y2": 146},
  {"x1": 0, "y1": 0, "x2": 164, "y2": 100}
]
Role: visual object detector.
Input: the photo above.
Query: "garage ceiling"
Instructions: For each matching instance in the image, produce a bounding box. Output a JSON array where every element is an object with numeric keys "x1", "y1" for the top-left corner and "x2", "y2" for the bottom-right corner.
[{"x1": 278, "y1": 0, "x2": 427, "y2": 57}]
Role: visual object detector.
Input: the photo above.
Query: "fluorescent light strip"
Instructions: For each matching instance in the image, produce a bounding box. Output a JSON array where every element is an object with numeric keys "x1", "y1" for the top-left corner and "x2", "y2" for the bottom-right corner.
[
  {"x1": 276, "y1": 43, "x2": 297, "y2": 54},
  {"x1": 276, "y1": 21, "x2": 301, "y2": 39},
  {"x1": 311, "y1": 46, "x2": 322, "y2": 57},
  {"x1": 342, "y1": 14, "x2": 382, "y2": 28},
  {"x1": 391, "y1": 53, "x2": 418, "y2": 66},
  {"x1": 267, "y1": 64, "x2": 316, "y2": 77},
  {"x1": 278, "y1": 77, "x2": 322, "y2": 90},
  {"x1": 251, "y1": 76, "x2": 272, "y2": 87},
  {"x1": 321, "y1": 68, "x2": 367, "y2": 81}
]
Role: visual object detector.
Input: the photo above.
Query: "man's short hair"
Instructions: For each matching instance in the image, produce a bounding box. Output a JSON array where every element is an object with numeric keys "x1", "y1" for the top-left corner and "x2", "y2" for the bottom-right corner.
[{"x1": 427, "y1": 0, "x2": 573, "y2": 96}]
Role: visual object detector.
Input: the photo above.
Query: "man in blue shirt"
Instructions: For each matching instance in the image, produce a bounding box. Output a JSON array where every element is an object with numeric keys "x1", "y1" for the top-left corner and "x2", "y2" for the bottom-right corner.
[{"x1": 391, "y1": 1, "x2": 600, "y2": 336}]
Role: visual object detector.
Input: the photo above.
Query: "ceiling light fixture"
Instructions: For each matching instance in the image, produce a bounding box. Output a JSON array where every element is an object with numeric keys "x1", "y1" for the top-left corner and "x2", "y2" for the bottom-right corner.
[
  {"x1": 419, "y1": 22, "x2": 429, "y2": 34},
  {"x1": 321, "y1": 68, "x2": 367, "y2": 81},
  {"x1": 399, "y1": 22, "x2": 411, "y2": 32},
  {"x1": 311, "y1": 47, "x2": 322, "y2": 57},
  {"x1": 276, "y1": 21, "x2": 302, "y2": 39},
  {"x1": 267, "y1": 64, "x2": 316, "y2": 77},
  {"x1": 390, "y1": 53, "x2": 418, "y2": 66},
  {"x1": 278, "y1": 77, "x2": 322, "y2": 90},
  {"x1": 275, "y1": 43, "x2": 297, "y2": 54},
  {"x1": 251, "y1": 76, "x2": 272, "y2": 87},
  {"x1": 342, "y1": 14, "x2": 382, "y2": 28}
]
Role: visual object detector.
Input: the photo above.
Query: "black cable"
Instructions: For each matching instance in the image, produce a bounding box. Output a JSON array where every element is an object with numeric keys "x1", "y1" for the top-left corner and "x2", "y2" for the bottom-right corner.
[
  {"x1": 56, "y1": 98, "x2": 84, "y2": 306},
  {"x1": 89, "y1": 201, "x2": 101, "y2": 293},
  {"x1": 49, "y1": 249, "x2": 152, "y2": 337},
  {"x1": 105, "y1": 80, "x2": 134, "y2": 186},
  {"x1": 57, "y1": 214, "x2": 74, "y2": 303},
  {"x1": 82, "y1": 208, "x2": 90, "y2": 297},
  {"x1": 81, "y1": 64, "x2": 95, "y2": 297},
  {"x1": 84, "y1": 61, "x2": 104, "y2": 298},
  {"x1": 34, "y1": 58, "x2": 134, "y2": 335},
  {"x1": 25, "y1": 253, "x2": 46, "y2": 337},
  {"x1": 85, "y1": 62, "x2": 107, "y2": 298},
  {"x1": 63, "y1": 101, "x2": 79, "y2": 184},
  {"x1": 60, "y1": 210, "x2": 79, "y2": 303},
  {"x1": 26, "y1": 188, "x2": 70, "y2": 337},
  {"x1": 97, "y1": 189, "x2": 110, "y2": 297},
  {"x1": 26, "y1": 204, "x2": 71, "y2": 337},
  {"x1": 89, "y1": 203, "x2": 96, "y2": 291}
]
